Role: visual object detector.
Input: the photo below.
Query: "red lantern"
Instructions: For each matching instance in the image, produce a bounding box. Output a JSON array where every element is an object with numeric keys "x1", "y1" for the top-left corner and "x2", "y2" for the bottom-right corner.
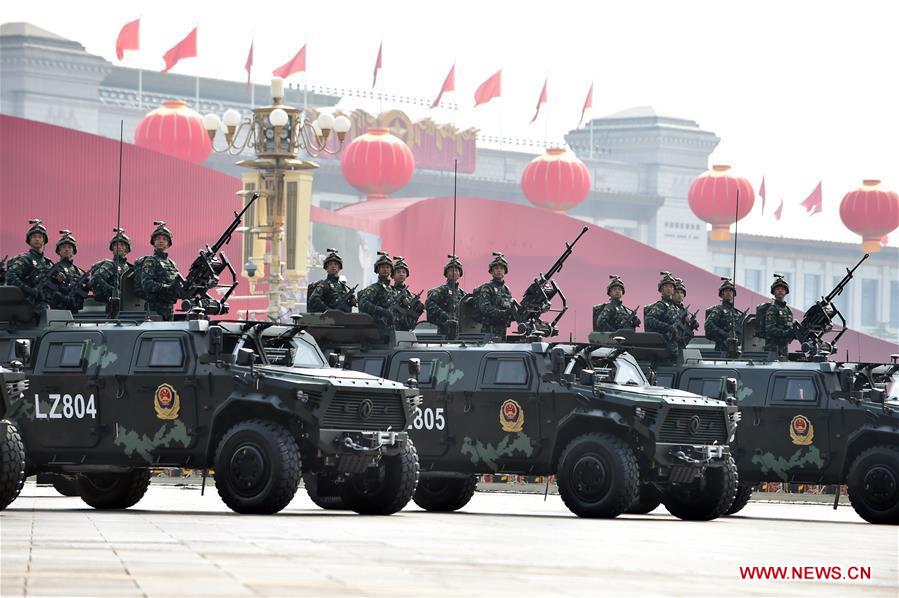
[
  {"x1": 520, "y1": 148, "x2": 591, "y2": 212},
  {"x1": 340, "y1": 127, "x2": 414, "y2": 200},
  {"x1": 134, "y1": 100, "x2": 211, "y2": 164},
  {"x1": 687, "y1": 165, "x2": 755, "y2": 241},
  {"x1": 839, "y1": 179, "x2": 899, "y2": 253}
]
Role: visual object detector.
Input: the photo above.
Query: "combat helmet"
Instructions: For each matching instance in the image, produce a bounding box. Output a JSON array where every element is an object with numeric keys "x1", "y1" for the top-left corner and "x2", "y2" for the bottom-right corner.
[
  {"x1": 109, "y1": 228, "x2": 132, "y2": 252},
  {"x1": 25, "y1": 219, "x2": 49, "y2": 245},
  {"x1": 488, "y1": 252, "x2": 509, "y2": 274},
  {"x1": 771, "y1": 273, "x2": 790, "y2": 295},
  {"x1": 444, "y1": 254, "x2": 464, "y2": 277},
  {"x1": 392, "y1": 255, "x2": 410, "y2": 276},
  {"x1": 674, "y1": 277, "x2": 687, "y2": 297},
  {"x1": 607, "y1": 275, "x2": 625, "y2": 296},
  {"x1": 657, "y1": 271, "x2": 677, "y2": 291},
  {"x1": 55, "y1": 230, "x2": 78, "y2": 255},
  {"x1": 150, "y1": 221, "x2": 173, "y2": 246},
  {"x1": 373, "y1": 251, "x2": 393, "y2": 274},
  {"x1": 323, "y1": 248, "x2": 343, "y2": 270},
  {"x1": 718, "y1": 277, "x2": 737, "y2": 298}
]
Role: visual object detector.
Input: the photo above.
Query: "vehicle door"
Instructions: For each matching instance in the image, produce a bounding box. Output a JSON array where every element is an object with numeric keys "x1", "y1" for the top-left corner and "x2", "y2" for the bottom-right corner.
[{"x1": 388, "y1": 351, "x2": 451, "y2": 458}]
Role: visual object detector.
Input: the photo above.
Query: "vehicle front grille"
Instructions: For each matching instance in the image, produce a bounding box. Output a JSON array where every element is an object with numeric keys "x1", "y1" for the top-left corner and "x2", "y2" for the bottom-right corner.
[
  {"x1": 321, "y1": 390, "x2": 406, "y2": 431},
  {"x1": 657, "y1": 407, "x2": 728, "y2": 444}
]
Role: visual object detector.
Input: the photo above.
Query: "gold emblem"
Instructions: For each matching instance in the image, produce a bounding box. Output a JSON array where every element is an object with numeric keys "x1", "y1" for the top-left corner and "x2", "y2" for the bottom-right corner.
[
  {"x1": 499, "y1": 399, "x2": 524, "y2": 433},
  {"x1": 154, "y1": 383, "x2": 181, "y2": 420},
  {"x1": 789, "y1": 414, "x2": 814, "y2": 446}
]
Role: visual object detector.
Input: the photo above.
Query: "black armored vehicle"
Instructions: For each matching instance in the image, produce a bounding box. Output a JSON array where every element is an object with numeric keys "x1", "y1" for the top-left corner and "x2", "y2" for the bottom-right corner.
[{"x1": 1, "y1": 364, "x2": 28, "y2": 510}]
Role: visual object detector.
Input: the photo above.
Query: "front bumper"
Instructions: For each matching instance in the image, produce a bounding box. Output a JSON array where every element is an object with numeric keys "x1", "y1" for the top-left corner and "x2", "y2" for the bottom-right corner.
[
  {"x1": 654, "y1": 443, "x2": 730, "y2": 467},
  {"x1": 319, "y1": 429, "x2": 409, "y2": 456}
]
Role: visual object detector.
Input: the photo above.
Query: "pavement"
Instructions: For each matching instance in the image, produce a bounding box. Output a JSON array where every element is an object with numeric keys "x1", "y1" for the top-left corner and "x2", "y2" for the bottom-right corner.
[{"x1": 1, "y1": 482, "x2": 897, "y2": 597}]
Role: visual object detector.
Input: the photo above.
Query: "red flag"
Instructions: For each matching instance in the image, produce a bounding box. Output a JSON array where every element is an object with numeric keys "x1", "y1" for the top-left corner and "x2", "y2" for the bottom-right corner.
[
  {"x1": 774, "y1": 198, "x2": 784, "y2": 221},
  {"x1": 578, "y1": 82, "x2": 593, "y2": 127},
  {"x1": 273, "y1": 44, "x2": 306, "y2": 78},
  {"x1": 430, "y1": 64, "x2": 455, "y2": 108},
  {"x1": 245, "y1": 41, "x2": 254, "y2": 90},
  {"x1": 372, "y1": 42, "x2": 382, "y2": 89},
  {"x1": 162, "y1": 27, "x2": 197, "y2": 73},
  {"x1": 474, "y1": 70, "x2": 502, "y2": 107},
  {"x1": 758, "y1": 176, "x2": 766, "y2": 213},
  {"x1": 800, "y1": 181, "x2": 823, "y2": 215},
  {"x1": 530, "y1": 78, "x2": 548, "y2": 124},
  {"x1": 115, "y1": 18, "x2": 139, "y2": 61}
]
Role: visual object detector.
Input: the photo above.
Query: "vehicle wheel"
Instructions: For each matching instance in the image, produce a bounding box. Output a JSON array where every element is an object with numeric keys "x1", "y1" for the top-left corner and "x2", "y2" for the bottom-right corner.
[
  {"x1": 413, "y1": 474, "x2": 478, "y2": 512},
  {"x1": 78, "y1": 470, "x2": 151, "y2": 510},
  {"x1": 304, "y1": 472, "x2": 347, "y2": 510},
  {"x1": 662, "y1": 456, "x2": 738, "y2": 521},
  {"x1": 626, "y1": 483, "x2": 662, "y2": 515},
  {"x1": 847, "y1": 445, "x2": 899, "y2": 525},
  {"x1": 53, "y1": 476, "x2": 82, "y2": 497},
  {"x1": 340, "y1": 441, "x2": 419, "y2": 515},
  {"x1": 727, "y1": 483, "x2": 755, "y2": 516},
  {"x1": 557, "y1": 433, "x2": 639, "y2": 519},
  {"x1": 0, "y1": 422, "x2": 26, "y2": 511},
  {"x1": 214, "y1": 419, "x2": 302, "y2": 514}
]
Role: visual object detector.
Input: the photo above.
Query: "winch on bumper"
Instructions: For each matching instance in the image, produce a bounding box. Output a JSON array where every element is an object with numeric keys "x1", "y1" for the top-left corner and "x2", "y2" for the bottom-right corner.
[
  {"x1": 651, "y1": 443, "x2": 730, "y2": 483},
  {"x1": 321, "y1": 429, "x2": 409, "y2": 456}
]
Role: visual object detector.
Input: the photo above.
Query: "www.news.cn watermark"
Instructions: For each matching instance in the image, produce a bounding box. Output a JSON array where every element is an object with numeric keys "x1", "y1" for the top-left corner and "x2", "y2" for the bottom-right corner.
[{"x1": 740, "y1": 565, "x2": 872, "y2": 581}]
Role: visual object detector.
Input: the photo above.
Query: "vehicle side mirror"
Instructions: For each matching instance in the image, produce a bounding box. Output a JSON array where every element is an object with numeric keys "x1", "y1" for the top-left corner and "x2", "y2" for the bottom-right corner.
[
  {"x1": 409, "y1": 358, "x2": 421, "y2": 379},
  {"x1": 14, "y1": 340, "x2": 30, "y2": 364},
  {"x1": 236, "y1": 348, "x2": 255, "y2": 367},
  {"x1": 579, "y1": 370, "x2": 595, "y2": 386},
  {"x1": 722, "y1": 377, "x2": 738, "y2": 404},
  {"x1": 327, "y1": 352, "x2": 340, "y2": 368},
  {"x1": 208, "y1": 326, "x2": 223, "y2": 356}
]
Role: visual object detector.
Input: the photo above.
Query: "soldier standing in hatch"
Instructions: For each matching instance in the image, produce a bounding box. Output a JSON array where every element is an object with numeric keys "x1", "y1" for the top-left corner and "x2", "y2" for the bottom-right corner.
[
  {"x1": 52, "y1": 230, "x2": 87, "y2": 312},
  {"x1": 136, "y1": 221, "x2": 180, "y2": 320},
  {"x1": 358, "y1": 252, "x2": 397, "y2": 335},
  {"x1": 705, "y1": 278, "x2": 743, "y2": 353},
  {"x1": 472, "y1": 252, "x2": 514, "y2": 339},
  {"x1": 91, "y1": 228, "x2": 132, "y2": 304},
  {"x1": 391, "y1": 256, "x2": 424, "y2": 331},
  {"x1": 593, "y1": 275, "x2": 641, "y2": 332},
  {"x1": 307, "y1": 248, "x2": 357, "y2": 313},
  {"x1": 760, "y1": 274, "x2": 794, "y2": 356},
  {"x1": 644, "y1": 271, "x2": 681, "y2": 357},
  {"x1": 426, "y1": 255, "x2": 466, "y2": 336},
  {"x1": 672, "y1": 278, "x2": 699, "y2": 349},
  {"x1": 5, "y1": 219, "x2": 54, "y2": 309}
]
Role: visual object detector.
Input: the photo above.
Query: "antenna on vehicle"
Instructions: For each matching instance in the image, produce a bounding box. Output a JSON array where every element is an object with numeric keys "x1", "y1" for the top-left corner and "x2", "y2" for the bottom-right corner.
[
  {"x1": 446, "y1": 159, "x2": 460, "y2": 340},
  {"x1": 109, "y1": 120, "x2": 125, "y2": 320},
  {"x1": 725, "y1": 188, "x2": 742, "y2": 358}
]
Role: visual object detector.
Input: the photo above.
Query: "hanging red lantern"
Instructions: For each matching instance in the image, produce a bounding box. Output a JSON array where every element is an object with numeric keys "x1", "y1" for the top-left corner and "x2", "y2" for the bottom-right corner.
[
  {"x1": 687, "y1": 165, "x2": 755, "y2": 240},
  {"x1": 340, "y1": 127, "x2": 415, "y2": 200},
  {"x1": 520, "y1": 148, "x2": 591, "y2": 212},
  {"x1": 839, "y1": 179, "x2": 899, "y2": 253},
  {"x1": 134, "y1": 100, "x2": 211, "y2": 164}
]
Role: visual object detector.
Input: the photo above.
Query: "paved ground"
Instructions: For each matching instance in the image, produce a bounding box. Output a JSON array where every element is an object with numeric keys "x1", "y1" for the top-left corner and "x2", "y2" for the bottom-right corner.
[{"x1": 1, "y1": 482, "x2": 896, "y2": 597}]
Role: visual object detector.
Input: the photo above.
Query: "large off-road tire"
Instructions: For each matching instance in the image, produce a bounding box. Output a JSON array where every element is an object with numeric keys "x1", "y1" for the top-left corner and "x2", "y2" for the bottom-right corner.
[
  {"x1": 557, "y1": 433, "x2": 639, "y2": 519},
  {"x1": 78, "y1": 470, "x2": 151, "y2": 510},
  {"x1": 0, "y1": 422, "x2": 26, "y2": 511},
  {"x1": 340, "y1": 441, "x2": 419, "y2": 515},
  {"x1": 304, "y1": 472, "x2": 347, "y2": 510},
  {"x1": 626, "y1": 483, "x2": 662, "y2": 515},
  {"x1": 413, "y1": 474, "x2": 478, "y2": 512},
  {"x1": 727, "y1": 483, "x2": 755, "y2": 516},
  {"x1": 214, "y1": 419, "x2": 302, "y2": 514},
  {"x1": 48, "y1": 475, "x2": 82, "y2": 497},
  {"x1": 847, "y1": 445, "x2": 899, "y2": 525},
  {"x1": 663, "y1": 456, "x2": 738, "y2": 521}
]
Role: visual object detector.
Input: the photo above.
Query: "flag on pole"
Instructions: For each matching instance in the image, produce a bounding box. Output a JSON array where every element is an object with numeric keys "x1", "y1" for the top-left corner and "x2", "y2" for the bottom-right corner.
[
  {"x1": 372, "y1": 41, "x2": 382, "y2": 89},
  {"x1": 578, "y1": 82, "x2": 593, "y2": 127},
  {"x1": 162, "y1": 27, "x2": 197, "y2": 72},
  {"x1": 273, "y1": 44, "x2": 307, "y2": 78},
  {"x1": 774, "y1": 198, "x2": 784, "y2": 221},
  {"x1": 430, "y1": 64, "x2": 455, "y2": 108},
  {"x1": 245, "y1": 41, "x2": 254, "y2": 90},
  {"x1": 115, "y1": 18, "x2": 140, "y2": 61},
  {"x1": 758, "y1": 175, "x2": 766, "y2": 213},
  {"x1": 529, "y1": 77, "x2": 548, "y2": 124},
  {"x1": 474, "y1": 69, "x2": 502, "y2": 107},
  {"x1": 800, "y1": 181, "x2": 823, "y2": 215}
]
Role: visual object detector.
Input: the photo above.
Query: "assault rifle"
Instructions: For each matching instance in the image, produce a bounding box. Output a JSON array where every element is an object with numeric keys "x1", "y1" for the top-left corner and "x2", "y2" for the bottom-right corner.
[
  {"x1": 671, "y1": 303, "x2": 700, "y2": 344},
  {"x1": 334, "y1": 283, "x2": 358, "y2": 312},
  {"x1": 512, "y1": 226, "x2": 588, "y2": 338},
  {"x1": 390, "y1": 288, "x2": 424, "y2": 328},
  {"x1": 176, "y1": 192, "x2": 259, "y2": 316},
  {"x1": 724, "y1": 305, "x2": 747, "y2": 358},
  {"x1": 793, "y1": 253, "x2": 869, "y2": 357},
  {"x1": 625, "y1": 304, "x2": 641, "y2": 330}
]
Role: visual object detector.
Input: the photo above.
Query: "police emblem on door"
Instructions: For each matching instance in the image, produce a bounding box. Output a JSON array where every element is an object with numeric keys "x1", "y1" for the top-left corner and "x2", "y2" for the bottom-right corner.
[
  {"x1": 154, "y1": 383, "x2": 181, "y2": 420},
  {"x1": 500, "y1": 399, "x2": 524, "y2": 433},
  {"x1": 789, "y1": 414, "x2": 814, "y2": 446}
]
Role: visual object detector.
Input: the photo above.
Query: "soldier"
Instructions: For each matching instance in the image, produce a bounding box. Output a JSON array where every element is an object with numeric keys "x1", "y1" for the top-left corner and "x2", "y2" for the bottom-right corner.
[
  {"x1": 672, "y1": 278, "x2": 699, "y2": 349},
  {"x1": 307, "y1": 248, "x2": 357, "y2": 313},
  {"x1": 644, "y1": 271, "x2": 681, "y2": 357},
  {"x1": 51, "y1": 230, "x2": 87, "y2": 312},
  {"x1": 705, "y1": 278, "x2": 743, "y2": 353},
  {"x1": 426, "y1": 255, "x2": 466, "y2": 336},
  {"x1": 5, "y1": 220, "x2": 54, "y2": 309},
  {"x1": 472, "y1": 252, "x2": 514, "y2": 339},
  {"x1": 758, "y1": 274, "x2": 794, "y2": 356},
  {"x1": 135, "y1": 221, "x2": 180, "y2": 320},
  {"x1": 391, "y1": 256, "x2": 424, "y2": 331},
  {"x1": 592, "y1": 275, "x2": 641, "y2": 332},
  {"x1": 90, "y1": 228, "x2": 132, "y2": 304},
  {"x1": 358, "y1": 252, "x2": 397, "y2": 336}
]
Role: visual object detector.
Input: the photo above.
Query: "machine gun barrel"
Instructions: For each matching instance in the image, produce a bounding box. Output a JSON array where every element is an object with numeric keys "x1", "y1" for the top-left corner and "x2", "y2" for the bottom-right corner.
[
  {"x1": 542, "y1": 226, "x2": 588, "y2": 282},
  {"x1": 824, "y1": 253, "x2": 869, "y2": 303},
  {"x1": 209, "y1": 194, "x2": 260, "y2": 256}
]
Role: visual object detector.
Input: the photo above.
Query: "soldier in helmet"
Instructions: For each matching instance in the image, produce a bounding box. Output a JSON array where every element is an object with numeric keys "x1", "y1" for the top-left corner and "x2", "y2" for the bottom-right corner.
[
  {"x1": 758, "y1": 274, "x2": 794, "y2": 356},
  {"x1": 91, "y1": 228, "x2": 132, "y2": 305},
  {"x1": 307, "y1": 248, "x2": 357, "y2": 313},
  {"x1": 671, "y1": 278, "x2": 699, "y2": 349},
  {"x1": 391, "y1": 256, "x2": 424, "y2": 331},
  {"x1": 358, "y1": 252, "x2": 398, "y2": 336},
  {"x1": 644, "y1": 271, "x2": 681, "y2": 358},
  {"x1": 705, "y1": 278, "x2": 744, "y2": 353},
  {"x1": 5, "y1": 219, "x2": 54, "y2": 308},
  {"x1": 51, "y1": 230, "x2": 87, "y2": 312},
  {"x1": 593, "y1": 275, "x2": 641, "y2": 333},
  {"x1": 135, "y1": 221, "x2": 181, "y2": 320},
  {"x1": 472, "y1": 252, "x2": 514, "y2": 339},
  {"x1": 426, "y1": 255, "x2": 466, "y2": 336}
]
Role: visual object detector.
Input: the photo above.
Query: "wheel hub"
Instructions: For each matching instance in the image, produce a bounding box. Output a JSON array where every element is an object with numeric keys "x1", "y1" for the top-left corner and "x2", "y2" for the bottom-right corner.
[
  {"x1": 571, "y1": 454, "x2": 611, "y2": 503},
  {"x1": 863, "y1": 465, "x2": 898, "y2": 508},
  {"x1": 229, "y1": 444, "x2": 266, "y2": 495}
]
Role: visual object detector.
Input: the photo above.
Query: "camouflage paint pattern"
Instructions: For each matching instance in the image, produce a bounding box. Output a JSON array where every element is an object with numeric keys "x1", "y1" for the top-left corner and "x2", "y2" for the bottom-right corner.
[
  {"x1": 461, "y1": 433, "x2": 535, "y2": 470},
  {"x1": 751, "y1": 445, "x2": 826, "y2": 481}
]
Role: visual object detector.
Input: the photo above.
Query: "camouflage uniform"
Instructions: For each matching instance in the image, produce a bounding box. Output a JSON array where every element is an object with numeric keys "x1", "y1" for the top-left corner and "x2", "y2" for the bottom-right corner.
[
  {"x1": 426, "y1": 255, "x2": 466, "y2": 335},
  {"x1": 472, "y1": 253, "x2": 513, "y2": 339},
  {"x1": 136, "y1": 222, "x2": 180, "y2": 320},
  {"x1": 592, "y1": 275, "x2": 640, "y2": 332},
  {"x1": 90, "y1": 229, "x2": 132, "y2": 303},
  {"x1": 391, "y1": 256, "x2": 424, "y2": 331},
  {"x1": 307, "y1": 249, "x2": 356, "y2": 313},
  {"x1": 672, "y1": 278, "x2": 698, "y2": 349},
  {"x1": 358, "y1": 252, "x2": 397, "y2": 335},
  {"x1": 50, "y1": 230, "x2": 87, "y2": 312},
  {"x1": 704, "y1": 278, "x2": 743, "y2": 353},
  {"x1": 5, "y1": 220, "x2": 53, "y2": 307},
  {"x1": 644, "y1": 272, "x2": 681, "y2": 357},
  {"x1": 761, "y1": 275, "x2": 794, "y2": 355}
]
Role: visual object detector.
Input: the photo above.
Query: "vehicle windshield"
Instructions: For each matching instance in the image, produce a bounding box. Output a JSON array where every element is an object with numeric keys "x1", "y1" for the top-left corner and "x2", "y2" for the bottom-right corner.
[
  {"x1": 614, "y1": 354, "x2": 648, "y2": 386},
  {"x1": 291, "y1": 337, "x2": 326, "y2": 368},
  {"x1": 888, "y1": 373, "x2": 899, "y2": 400}
]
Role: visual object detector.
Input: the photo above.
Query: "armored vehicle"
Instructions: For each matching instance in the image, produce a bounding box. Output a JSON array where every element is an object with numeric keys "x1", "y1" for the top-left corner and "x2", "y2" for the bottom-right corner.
[
  {"x1": 1, "y1": 365, "x2": 27, "y2": 510},
  {"x1": 301, "y1": 311, "x2": 740, "y2": 520}
]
